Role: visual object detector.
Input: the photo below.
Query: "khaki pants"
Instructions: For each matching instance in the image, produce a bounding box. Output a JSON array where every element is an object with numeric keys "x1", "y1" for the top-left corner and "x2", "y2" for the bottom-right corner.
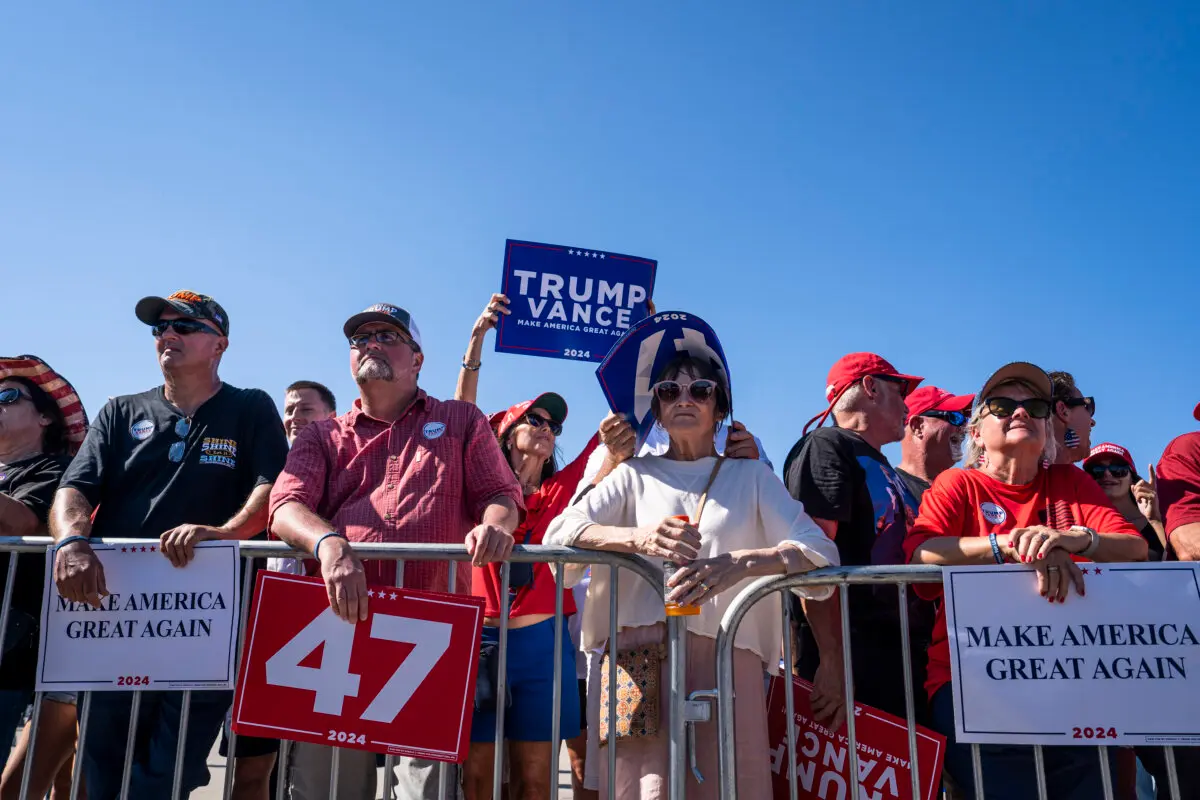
[{"x1": 288, "y1": 742, "x2": 461, "y2": 799}]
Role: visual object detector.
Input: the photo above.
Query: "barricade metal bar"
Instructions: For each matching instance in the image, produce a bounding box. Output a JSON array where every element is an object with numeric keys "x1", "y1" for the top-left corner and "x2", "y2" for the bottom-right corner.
[
  {"x1": 384, "y1": 560, "x2": 405, "y2": 800},
  {"x1": 970, "y1": 742, "x2": 985, "y2": 799},
  {"x1": 666, "y1": 613, "x2": 686, "y2": 800},
  {"x1": 170, "y1": 690, "x2": 192, "y2": 800},
  {"x1": 18, "y1": 691, "x2": 44, "y2": 800},
  {"x1": 606, "y1": 564, "x2": 618, "y2": 800},
  {"x1": 895, "y1": 583, "x2": 921, "y2": 799},
  {"x1": 837, "y1": 583, "x2": 861, "y2": 800},
  {"x1": 0, "y1": 553, "x2": 18, "y2": 675},
  {"x1": 118, "y1": 691, "x2": 142, "y2": 800},
  {"x1": 1165, "y1": 745, "x2": 1182, "y2": 800},
  {"x1": 781, "y1": 593, "x2": 798, "y2": 800},
  {"x1": 275, "y1": 740, "x2": 292, "y2": 800},
  {"x1": 223, "y1": 558, "x2": 257, "y2": 800},
  {"x1": 70, "y1": 692, "x2": 92, "y2": 800},
  {"x1": 549, "y1": 568, "x2": 565, "y2": 796},
  {"x1": 1032, "y1": 744, "x2": 1048, "y2": 800},
  {"x1": 1097, "y1": 746, "x2": 1113, "y2": 800},
  {"x1": 328, "y1": 748, "x2": 341, "y2": 798},
  {"x1": 438, "y1": 559, "x2": 453, "y2": 800},
  {"x1": 491, "y1": 562, "x2": 512, "y2": 800}
]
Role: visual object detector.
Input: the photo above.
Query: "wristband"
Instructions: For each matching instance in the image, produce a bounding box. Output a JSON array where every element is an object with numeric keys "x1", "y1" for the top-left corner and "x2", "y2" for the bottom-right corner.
[
  {"x1": 56, "y1": 535, "x2": 92, "y2": 550},
  {"x1": 314, "y1": 532, "x2": 347, "y2": 559},
  {"x1": 988, "y1": 532, "x2": 1005, "y2": 564},
  {"x1": 462, "y1": 358, "x2": 481, "y2": 372}
]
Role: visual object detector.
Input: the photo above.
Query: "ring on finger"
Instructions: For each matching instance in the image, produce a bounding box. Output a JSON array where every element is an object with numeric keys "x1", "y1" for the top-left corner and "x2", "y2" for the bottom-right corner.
[{"x1": 1046, "y1": 565, "x2": 1061, "y2": 572}]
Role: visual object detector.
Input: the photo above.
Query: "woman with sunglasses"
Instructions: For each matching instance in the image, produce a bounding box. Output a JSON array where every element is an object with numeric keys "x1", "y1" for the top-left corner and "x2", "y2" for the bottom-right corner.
[
  {"x1": 1049, "y1": 370, "x2": 1096, "y2": 464},
  {"x1": 546, "y1": 349, "x2": 839, "y2": 799},
  {"x1": 904, "y1": 362, "x2": 1147, "y2": 799},
  {"x1": 1084, "y1": 443, "x2": 1166, "y2": 560}
]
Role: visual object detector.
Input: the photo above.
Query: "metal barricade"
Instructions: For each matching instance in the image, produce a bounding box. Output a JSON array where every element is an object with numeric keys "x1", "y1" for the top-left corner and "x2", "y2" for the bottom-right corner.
[
  {"x1": 0, "y1": 537, "x2": 678, "y2": 800},
  {"x1": 711, "y1": 564, "x2": 1187, "y2": 800}
]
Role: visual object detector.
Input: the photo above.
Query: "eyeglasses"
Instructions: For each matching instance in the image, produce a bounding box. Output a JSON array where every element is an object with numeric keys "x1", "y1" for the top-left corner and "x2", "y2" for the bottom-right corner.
[
  {"x1": 922, "y1": 410, "x2": 967, "y2": 427},
  {"x1": 0, "y1": 388, "x2": 32, "y2": 406},
  {"x1": 1063, "y1": 396, "x2": 1096, "y2": 416},
  {"x1": 168, "y1": 417, "x2": 191, "y2": 463},
  {"x1": 1088, "y1": 463, "x2": 1130, "y2": 479},
  {"x1": 652, "y1": 380, "x2": 718, "y2": 404},
  {"x1": 982, "y1": 397, "x2": 1052, "y2": 419},
  {"x1": 522, "y1": 414, "x2": 563, "y2": 436},
  {"x1": 348, "y1": 330, "x2": 417, "y2": 349},
  {"x1": 151, "y1": 319, "x2": 219, "y2": 337}
]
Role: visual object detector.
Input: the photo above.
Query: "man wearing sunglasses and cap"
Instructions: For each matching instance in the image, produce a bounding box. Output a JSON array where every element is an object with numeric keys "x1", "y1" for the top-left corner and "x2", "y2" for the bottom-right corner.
[
  {"x1": 781, "y1": 352, "x2": 926, "y2": 728},
  {"x1": 269, "y1": 303, "x2": 524, "y2": 800},
  {"x1": 896, "y1": 386, "x2": 975, "y2": 505},
  {"x1": 49, "y1": 291, "x2": 289, "y2": 799}
]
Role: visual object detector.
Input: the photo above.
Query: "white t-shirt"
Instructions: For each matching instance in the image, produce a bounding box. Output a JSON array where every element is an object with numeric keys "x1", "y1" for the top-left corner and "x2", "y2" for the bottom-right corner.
[{"x1": 546, "y1": 454, "x2": 838, "y2": 665}]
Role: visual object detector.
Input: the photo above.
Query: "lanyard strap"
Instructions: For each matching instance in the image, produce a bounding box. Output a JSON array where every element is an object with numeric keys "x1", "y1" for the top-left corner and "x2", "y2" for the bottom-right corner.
[{"x1": 693, "y1": 457, "x2": 725, "y2": 526}]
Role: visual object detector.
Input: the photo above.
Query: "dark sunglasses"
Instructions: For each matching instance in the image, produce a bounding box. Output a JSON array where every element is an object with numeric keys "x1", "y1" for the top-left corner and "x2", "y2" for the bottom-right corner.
[
  {"x1": 151, "y1": 319, "x2": 219, "y2": 338},
  {"x1": 1088, "y1": 464, "x2": 1130, "y2": 479},
  {"x1": 652, "y1": 380, "x2": 718, "y2": 403},
  {"x1": 523, "y1": 414, "x2": 563, "y2": 436},
  {"x1": 348, "y1": 330, "x2": 418, "y2": 349},
  {"x1": 922, "y1": 410, "x2": 967, "y2": 427},
  {"x1": 168, "y1": 418, "x2": 191, "y2": 463},
  {"x1": 0, "y1": 388, "x2": 32, "y2": 406},
  {"x1": 1063, "y1": 396, "x2": 1096, "y2": 416},
  {"x1": 982, "y1": 397, "x2": 1052, "y2": 419}
]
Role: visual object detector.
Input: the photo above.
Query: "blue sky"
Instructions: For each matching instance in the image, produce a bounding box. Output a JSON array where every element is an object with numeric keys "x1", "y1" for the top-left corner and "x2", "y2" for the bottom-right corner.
[{"x1": 4, "y1": 3, "x2": 1198, "y2": 474}]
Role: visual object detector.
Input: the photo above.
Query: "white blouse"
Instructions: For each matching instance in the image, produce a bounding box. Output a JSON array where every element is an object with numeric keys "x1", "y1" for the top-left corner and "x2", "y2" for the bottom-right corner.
[{"x1": 546, "y1": 454, "x2": 839, "y2": 666}]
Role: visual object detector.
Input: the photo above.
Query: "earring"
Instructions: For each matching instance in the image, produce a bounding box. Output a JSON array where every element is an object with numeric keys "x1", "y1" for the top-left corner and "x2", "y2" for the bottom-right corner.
[{"x1": 1064, "y1": 428, "x2": 1081, "y2": 449}]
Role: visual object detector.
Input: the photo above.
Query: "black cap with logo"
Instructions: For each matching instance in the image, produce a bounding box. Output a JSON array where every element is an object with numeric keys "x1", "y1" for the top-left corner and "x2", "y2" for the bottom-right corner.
[{"x1": 135, "y1": 290, "x2": 230, "y2": 336}]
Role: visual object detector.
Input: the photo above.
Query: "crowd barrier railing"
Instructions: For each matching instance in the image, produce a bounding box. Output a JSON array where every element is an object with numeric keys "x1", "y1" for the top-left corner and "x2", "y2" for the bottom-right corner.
[
  {"x1": 0, "y1": 537, "x2": 678, "y2": 800},
  {"x1": 711, "y1": 564, "x2": 1186, "y2": 800}
]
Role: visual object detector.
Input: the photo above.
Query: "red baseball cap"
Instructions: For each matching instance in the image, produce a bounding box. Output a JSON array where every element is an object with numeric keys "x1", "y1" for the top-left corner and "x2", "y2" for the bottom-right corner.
[
  {"x1": 1193, "y1": 401, "x2": 1200, "y2": 422},
  {"x1": 489, "y1": 392, "x2": 569, "y2": 439},
  {"x1": 803, "y1": 353, "x2": 922, "y2": 434},
  {"x1": 1083, "y1": 442, "x2": 1138, "y2": 478},
  {"x1": 904, "y1": 386, "x2": 975, "y2": 423}
]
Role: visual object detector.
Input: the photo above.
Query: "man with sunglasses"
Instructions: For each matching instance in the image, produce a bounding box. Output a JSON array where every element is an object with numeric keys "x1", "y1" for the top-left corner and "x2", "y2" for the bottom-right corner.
[
  {"x1": 269, "y1": 303, "x2": 524, "y2": 800},
  {"x1": 896, "y1": 386, "x2": 975, "y2": 505},
  {"x1": 1049, "y1": 370, "x2": 1096, "y2": 464},
  {"x1": 49, "y1": 290, "x2": 289, "y2": 799},
  {"x1": 782, "y1": 352, "x2": 925, "y2": 728}
]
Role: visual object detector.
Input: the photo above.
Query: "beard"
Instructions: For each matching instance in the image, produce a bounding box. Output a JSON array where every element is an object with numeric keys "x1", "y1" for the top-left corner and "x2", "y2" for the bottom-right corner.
[
  {"x1": 949, "y1": 438, "x2": 965, "y2": 464},
  {"x1": 355, "y1": 357, "x2": 395, "y2": 385}
]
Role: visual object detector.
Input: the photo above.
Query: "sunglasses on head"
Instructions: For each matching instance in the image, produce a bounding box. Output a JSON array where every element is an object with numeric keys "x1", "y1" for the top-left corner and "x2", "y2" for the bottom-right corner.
[
  {"x1": 922, "y1": 409, "x2": 967, "y2": 427},
  {"x1": 0, "y1": 388, "x2": 32, "y2": 406},
  {"x1": 151, "y1": 319, "x2": 219, "y2": 338},
  {"x1": 348, "y1": 330, "x2": 417, "y2": 349},
  {"x1": 522, "y1": 414, "x2": 563, "y2": 436},
  {"x1": 982, "y1": 396, "x2": 1052, "y2": 419},
  {"x1": 652, "y1": 379, "x2": 718, "y2": 404},
  {"x1": 1088, "y1": 463, "x2": 1130, "y2": 479},
  {"x1": 1063, "y1": 396, "x2": 1096, "y2": 416}
]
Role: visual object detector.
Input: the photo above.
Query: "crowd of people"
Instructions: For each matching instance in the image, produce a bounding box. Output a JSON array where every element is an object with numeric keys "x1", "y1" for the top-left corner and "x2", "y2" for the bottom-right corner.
[{"x1": 1, "y1": 287, "x2": 1199, "y2": 800}]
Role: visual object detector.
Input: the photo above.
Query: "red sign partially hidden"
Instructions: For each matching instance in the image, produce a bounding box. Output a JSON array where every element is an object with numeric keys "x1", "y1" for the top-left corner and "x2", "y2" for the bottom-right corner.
[
  {"x1": 232, "y1": 573, "x2": 484, "y2": 763},
  {"x1": 766, "y1": 675, "x2": 946, "y2": 800}
]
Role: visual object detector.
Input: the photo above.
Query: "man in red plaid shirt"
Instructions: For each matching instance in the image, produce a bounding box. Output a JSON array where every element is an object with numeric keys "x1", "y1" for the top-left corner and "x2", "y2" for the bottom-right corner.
[{"x1": 269, "y1": 303, "x2": 524, "y2": 800}]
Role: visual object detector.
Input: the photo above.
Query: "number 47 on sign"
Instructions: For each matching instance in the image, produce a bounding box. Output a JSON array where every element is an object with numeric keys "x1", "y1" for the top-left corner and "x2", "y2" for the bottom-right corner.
[{"x1": 232, "y1": 574, "x2": 485, "y2": 762}]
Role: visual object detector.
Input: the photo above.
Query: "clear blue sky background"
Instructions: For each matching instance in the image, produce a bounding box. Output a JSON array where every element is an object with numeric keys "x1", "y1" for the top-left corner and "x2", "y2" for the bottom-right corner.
[{"x1": 4, "y1": 3, "x2": 1198, "y2": 474}]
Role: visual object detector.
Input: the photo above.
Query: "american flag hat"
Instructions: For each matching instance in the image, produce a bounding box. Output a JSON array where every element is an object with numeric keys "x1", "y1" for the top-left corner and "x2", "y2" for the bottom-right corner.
[{"x1": 0, "y1": 355, "x2": 89, "y2": 455}]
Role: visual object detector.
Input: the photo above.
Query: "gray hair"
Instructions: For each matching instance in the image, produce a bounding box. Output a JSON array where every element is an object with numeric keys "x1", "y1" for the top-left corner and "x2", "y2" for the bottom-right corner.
[
  {"x1": 965, "y1": 389, "x2": 1058, "y2": 469},
  {"x1": 832, "y1": 383, "x2": 866, "y2": 416}
]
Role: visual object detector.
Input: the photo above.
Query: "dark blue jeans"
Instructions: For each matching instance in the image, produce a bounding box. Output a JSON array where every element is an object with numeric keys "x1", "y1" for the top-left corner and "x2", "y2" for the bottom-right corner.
[
  {"x1": 931, "y1": 685, "x2": 1114, "y2": 799},
  {"x1": 81, "y1": 690, "x2": 232, "y2": 800}
]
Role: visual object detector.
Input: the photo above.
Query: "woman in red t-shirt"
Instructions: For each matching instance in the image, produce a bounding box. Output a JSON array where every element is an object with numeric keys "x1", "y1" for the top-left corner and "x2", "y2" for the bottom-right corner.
[{"x1": 904, "y1": 362, "x2": 1146, "y2": 800}]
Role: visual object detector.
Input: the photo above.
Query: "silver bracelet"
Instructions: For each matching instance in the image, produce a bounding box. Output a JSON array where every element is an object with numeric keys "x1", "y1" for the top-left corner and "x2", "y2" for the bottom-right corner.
[{"x1": 1071, "y1": 525, "x2": 1101, "y2": 558}]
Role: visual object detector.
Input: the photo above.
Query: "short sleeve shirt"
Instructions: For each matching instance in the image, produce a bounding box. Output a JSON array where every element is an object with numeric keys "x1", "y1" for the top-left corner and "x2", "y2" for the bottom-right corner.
[
  {"x1": 1157, "y1": 432, "x2": 1200, "y2": 557},
  {"x1": 903, "y1": 464, "x2": 1140, "y2": 698},
  {"x1": 0, "y1": 453, "x2": 71, "y2": 689},
  {"x1": 60, "y1": 384, "x2": 288, "y2": 538}
]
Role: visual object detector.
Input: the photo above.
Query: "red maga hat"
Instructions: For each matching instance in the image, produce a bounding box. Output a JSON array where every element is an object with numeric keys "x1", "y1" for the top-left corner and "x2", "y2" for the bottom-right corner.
[
  {"x1": 1083, "y1": 442, "x2": 1137, "y2": 475},
  {"x1": 904, "y1": 386, "x2": 975, "y2": 423},
  {"x1": 803, "y1": 353, "x2": 922, "y2": 434}
]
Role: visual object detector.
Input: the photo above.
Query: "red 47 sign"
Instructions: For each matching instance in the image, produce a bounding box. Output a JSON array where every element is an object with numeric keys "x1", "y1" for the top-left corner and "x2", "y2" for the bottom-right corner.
[{"x1": 232, "y1": 573, "x2": 484, "y2": 762}]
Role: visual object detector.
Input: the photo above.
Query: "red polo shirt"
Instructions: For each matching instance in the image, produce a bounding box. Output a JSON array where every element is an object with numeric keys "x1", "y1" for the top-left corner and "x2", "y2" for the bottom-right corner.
[
  {"x1": 902, "y1": 465, "x2": 1139, "y2": 700},
  {"x1": 268, "y1": 390, "x2": 524, "y2": 594},
  {"x1": 472, "y1": 434, "x2": 600, "y2": 619},
  {"x1": 1157, "y1": 432, "x2": 1200, "y2": 551}
]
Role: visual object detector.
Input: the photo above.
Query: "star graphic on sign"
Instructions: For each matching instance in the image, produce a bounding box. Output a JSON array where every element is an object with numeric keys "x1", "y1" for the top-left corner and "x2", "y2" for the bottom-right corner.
[
  {"x1": 367, "y1": 589, "x2": 376, "y2": 598},
  {"x1": 599, "y1": 253, "x2": 606, "y2": 259},
  {"x1": 150, "y1": 546, "x2": 157, "y2": 552},
  {"x1": 1093, "y1": 567, "x2": 1103, "y2": 575},
  {"x1": 140, "y1": 546, "x2": 147, "y2": 553},
  {"x1": 568, "y1": 249, "x2": 575, "y2": 255},
  {"x1": 1080, "y1": 567, "x2": 1089, "y2": 575},
  {"x1": 121, "y1": 547, "x2": 128, "y2": 553},
  {"x1": 389, "y1": 592, "x2": 398, "y2": 600}
]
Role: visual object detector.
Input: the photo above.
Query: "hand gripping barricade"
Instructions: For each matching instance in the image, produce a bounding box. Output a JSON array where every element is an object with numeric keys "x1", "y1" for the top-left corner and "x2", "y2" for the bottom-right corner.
[
  {"x1": 0, "y1": 536, "x2": 688, "y2": 800},
  {"x1": 709, "y1": 564, "x2": 1189, "y2": 800}
]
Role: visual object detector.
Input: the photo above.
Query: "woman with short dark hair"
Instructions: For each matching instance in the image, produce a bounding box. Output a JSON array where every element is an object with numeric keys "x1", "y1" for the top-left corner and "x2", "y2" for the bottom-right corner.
[{"x1": 1084, "y1": 442, "x2": 1166, "y2": 560}]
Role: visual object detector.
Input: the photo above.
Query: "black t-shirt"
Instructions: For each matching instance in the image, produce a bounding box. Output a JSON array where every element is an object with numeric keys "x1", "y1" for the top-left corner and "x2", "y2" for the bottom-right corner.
[
  {"x1": 896, "y1": 468, "x2": 932, "y2": 507},
  {"x1": 0, "y1": 453, "x2": 71, "y2": 689},
  {"x1": 61, "y1": 384, "x2": 288, "y2": 539}
]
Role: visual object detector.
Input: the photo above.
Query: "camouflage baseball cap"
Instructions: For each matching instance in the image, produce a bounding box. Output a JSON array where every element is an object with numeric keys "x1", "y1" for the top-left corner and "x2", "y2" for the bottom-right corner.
[{"x1": 135, "y1": 290, "x2": 230, "y2": 336}]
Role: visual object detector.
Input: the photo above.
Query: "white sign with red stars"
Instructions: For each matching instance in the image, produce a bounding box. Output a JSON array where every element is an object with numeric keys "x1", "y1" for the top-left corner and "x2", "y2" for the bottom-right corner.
[{"x1": 37, "y1": 540, "x2": 241, "y2": 691}]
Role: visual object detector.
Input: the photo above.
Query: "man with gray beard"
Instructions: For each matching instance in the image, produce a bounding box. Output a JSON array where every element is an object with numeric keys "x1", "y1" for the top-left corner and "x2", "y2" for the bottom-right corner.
[
  {"x1": 269, "y1": 303, "x2": 524, "y2": 800},
  {"x1": 895, "y1": 386, "x2": 974, "y2": 506}
]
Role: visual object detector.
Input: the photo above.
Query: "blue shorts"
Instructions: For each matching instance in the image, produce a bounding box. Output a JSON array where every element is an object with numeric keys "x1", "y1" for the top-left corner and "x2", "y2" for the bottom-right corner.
[{"x1": 470, "y1": 616, "x2": 581, "y2": 743}]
